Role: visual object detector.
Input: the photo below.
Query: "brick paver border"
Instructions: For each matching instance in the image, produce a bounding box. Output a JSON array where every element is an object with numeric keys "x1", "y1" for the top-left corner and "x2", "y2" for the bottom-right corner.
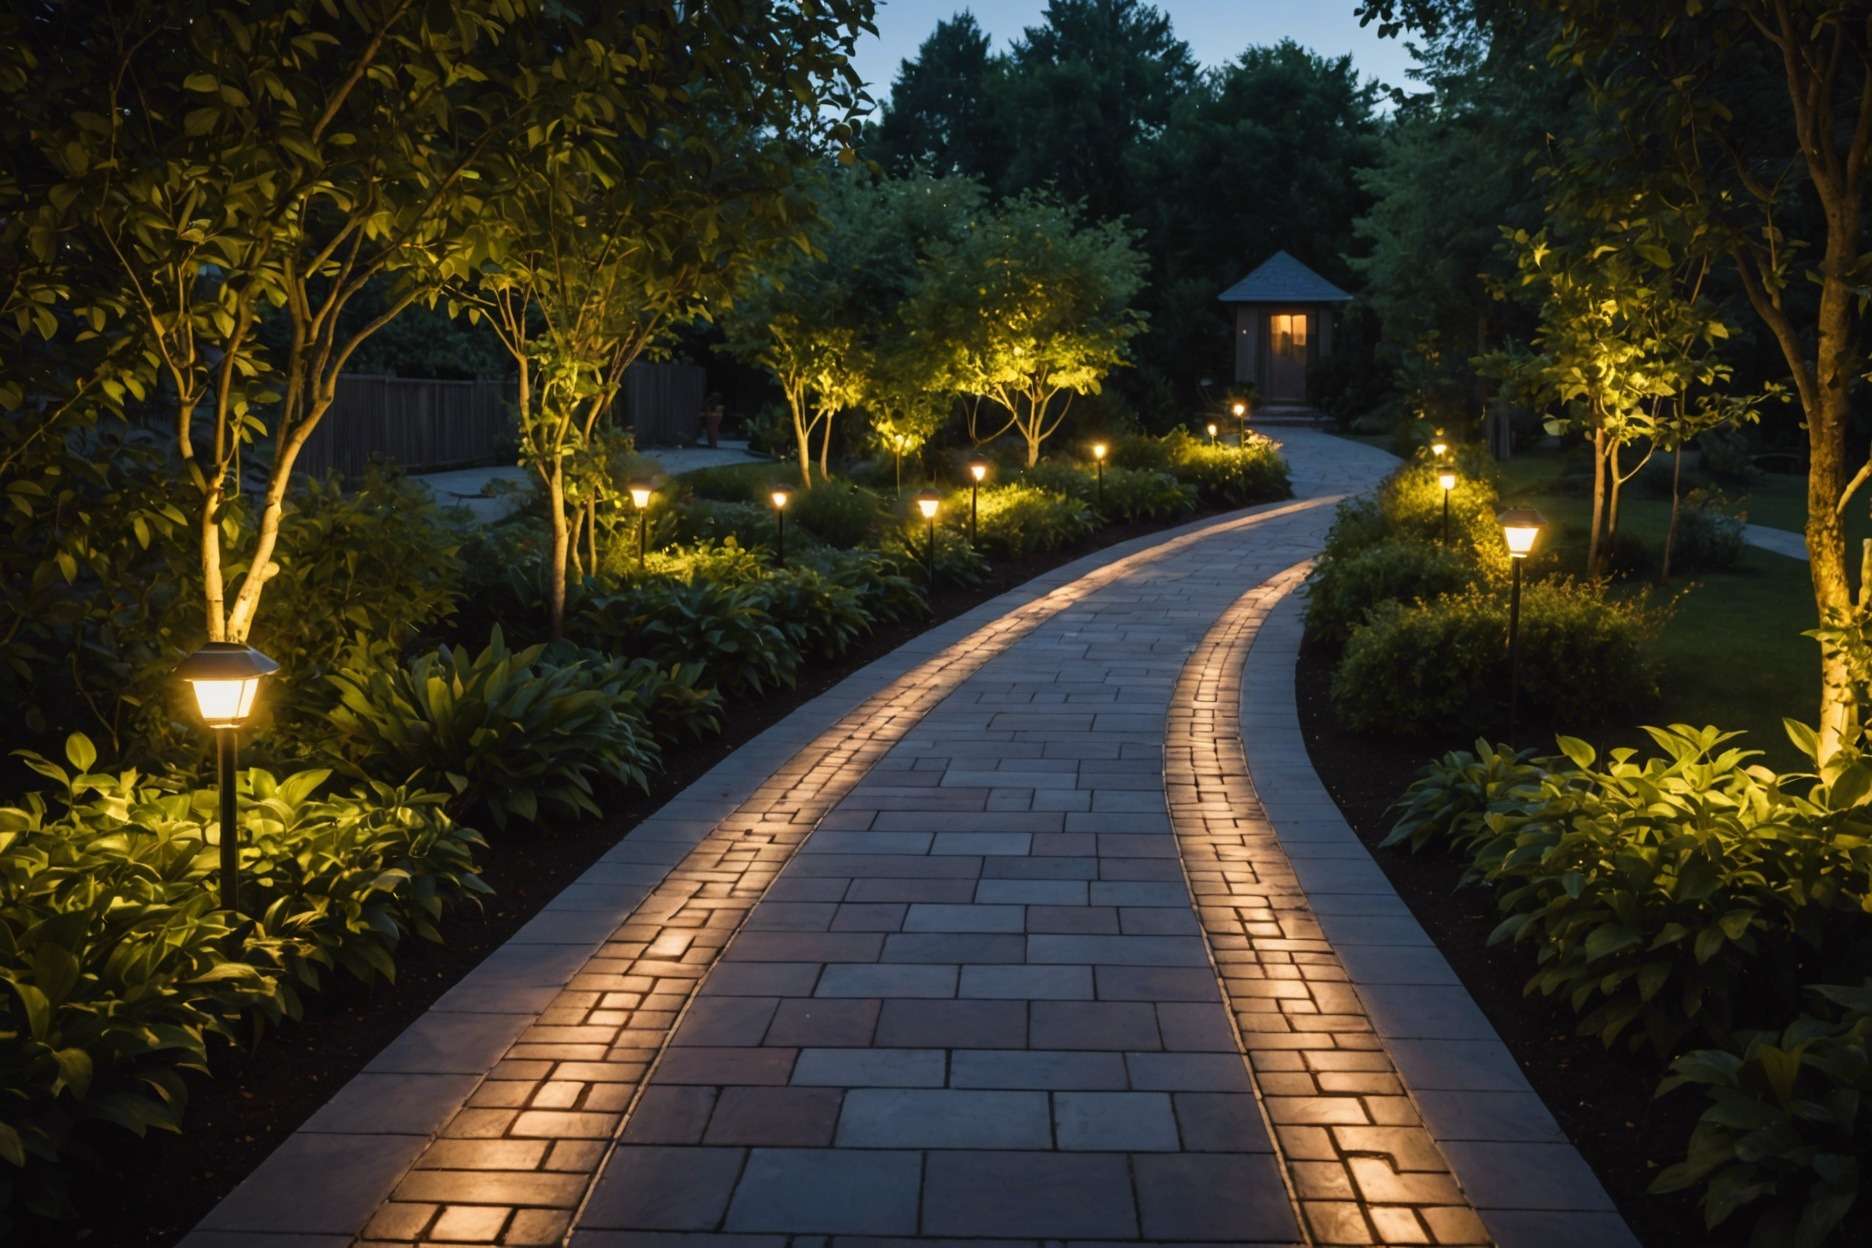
[{"x1": 1232, "y1": 574, "x2": 1640, "y2": 1248}]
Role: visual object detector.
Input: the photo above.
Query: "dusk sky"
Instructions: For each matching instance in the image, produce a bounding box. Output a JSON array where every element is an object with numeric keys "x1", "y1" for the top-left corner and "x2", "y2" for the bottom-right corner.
[{"x1": 849, "y1": 0, "x2": 1423, "y2": 98}]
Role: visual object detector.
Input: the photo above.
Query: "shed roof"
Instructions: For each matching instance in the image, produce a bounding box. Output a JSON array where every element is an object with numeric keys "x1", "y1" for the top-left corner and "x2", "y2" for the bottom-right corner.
[{"x1": 1216, "y1": 250, "x2": 1353, "y2": 304}]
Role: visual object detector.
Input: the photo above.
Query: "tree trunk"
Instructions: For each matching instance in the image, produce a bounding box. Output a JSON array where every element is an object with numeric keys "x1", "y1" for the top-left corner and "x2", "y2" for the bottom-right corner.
[
  {"x1": 1605, "y1": 440, "x2": 1624, "y2": 550},
  {"x1": 788, "y1": 391, "x2": 813, "y2": 488},
  {"x1": 546, "y1": 465, "x2": 569, "y2": 641},
  {"x1": 1809, "y1": 378, "x2": 1859, "y2": 760},
  {"x1": 1661, "y1": 446, "x2": 1682, "y2": 583},
  {"x1": 1587, "y1": 423, "x2": 1607, "y2": 576},
  {"x1": 818, "y1": 412, "x2": 833, "y2": 481},
  {"x1": 586, "y1": 496, "x2": 599, "y2": 577}
]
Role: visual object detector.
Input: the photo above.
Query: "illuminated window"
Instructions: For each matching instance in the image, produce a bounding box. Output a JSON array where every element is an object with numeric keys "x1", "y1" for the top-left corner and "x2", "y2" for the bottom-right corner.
[{"x1": 1271, "y1": 313, "x2": 1308, "y2": 352}]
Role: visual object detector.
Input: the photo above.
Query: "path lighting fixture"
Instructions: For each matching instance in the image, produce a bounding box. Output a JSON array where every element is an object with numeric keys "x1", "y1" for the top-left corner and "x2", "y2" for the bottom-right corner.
[
  {"x1": 627, "y1": 479, "x2": 654, "y2": 569},
  {"x1": 1091, "y1": 441, "x2": 1108, "y2": 512},
  {"x1": 915, "y1": 489, "x2": 941, "y2": 596},
  {"x1": 175, "y1": 642, "x2": 279, "y2": 912},
  {"x1": 1232, "y1": 399, "x2": 1247, "y2": 446},
  {"x1": 967, "y1": 457, "x2": 990, "y2": 546},
  {"x1": 1498, "y1": 508, "x2": 1547, "y2": 748},
  {"x1": 770, "y1": 486, "x2": 792, "y2": 567},
  {"x1": 1437, "y1": 470, "x2": 1457, "y2": 544},
  {"x1": 1206, "y1": 422, "x2": 1218, "y2": 444},
  {"x1": 1431, "y1": 438, "x2": 1449, "y2": 460}
]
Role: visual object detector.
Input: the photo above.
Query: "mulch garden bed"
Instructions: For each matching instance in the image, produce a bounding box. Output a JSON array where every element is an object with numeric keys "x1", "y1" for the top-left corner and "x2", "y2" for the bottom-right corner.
[
  {"x1": 1291, "y1": 639, "x2": 1734, "y2": 1248},
  {"x1": 42, "y1": 510, "x2": 1227, "y2": 1248}
]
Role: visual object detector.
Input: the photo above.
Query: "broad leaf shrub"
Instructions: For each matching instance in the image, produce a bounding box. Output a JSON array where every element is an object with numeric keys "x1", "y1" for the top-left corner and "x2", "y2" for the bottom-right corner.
[
  {"x1": 1381, "y1": 738, "x2": 1546, "y2": 854},
  {"x1": 792, "y1": 480, "x2": 883, "y2": 548},
  {"x1": 1304, "y1": 538, "x2": 1481, "y2": 651},
  {"x1": 880, "y1": 526, "x2": 990, "y2": 592},
  {"x1": 0, "y1": 735, "x2": 484, "y2": 1220},
  {"x1": 1024, "y1": 461, "x2": 1197, "y2": 522},
  {"x1": 1321, "y1": 451, "x2": 1507, "y2": 572},
  {"x1": 1331, "y1": 580, "x2": 1664, "y2": 734},
  {"x1": 958, "y1": 482, "x2": 1096, "y2": 558},
  {"x1": 1652, "y1": 981, "x2": 1871, "y2": 1248},
  {"x1": 581, "y1": 580, "x2": 800, "y2": 698},
  {"x1": 1672, "y1": 488, "x2": 1746, "y2": 573},
  {"x1": 1158, "y1": 428, "x2": 1292, "y2": 506},
  {"x1": 321, "y1": 627, "x2": 663, "y2": 828}
]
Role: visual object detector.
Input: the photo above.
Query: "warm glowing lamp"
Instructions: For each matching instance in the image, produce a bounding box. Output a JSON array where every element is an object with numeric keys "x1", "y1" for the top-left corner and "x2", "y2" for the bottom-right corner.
[
  {"x1": 915, "y1": 489, "x2": 941, "y2": 595},
  {"x1": 1431, "y1": 439, "x2": 1449, "y2": 459},
  {"x1": 175, "y1": 642, "x2": 279, "y2": 911},
  {"x1": 1206, "y1": 422, "x2": 1218, "y2": 443},
  {"x1": 627, "y1": 479, "x2": 655, "y2": 568},
  {"x1": 1497, "y1": 507, "x2": 1547, "y2": 747},
  {"x1": 770, "y1": 486, "x2": 792, "y2": 566},
  {"x1": 966, "y1": 458, "x2": 989, "y2": 546}
]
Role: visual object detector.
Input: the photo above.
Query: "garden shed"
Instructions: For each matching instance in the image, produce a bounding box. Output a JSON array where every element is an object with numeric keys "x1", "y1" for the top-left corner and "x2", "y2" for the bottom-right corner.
[{"x1": 1217, "y1": 250, "x2": 1352, "y2": 401}]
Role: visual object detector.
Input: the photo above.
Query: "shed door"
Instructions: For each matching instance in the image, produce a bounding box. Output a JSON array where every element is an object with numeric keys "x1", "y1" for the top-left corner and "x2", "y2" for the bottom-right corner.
[{"x1": 1267, "y1": 311, "x2": 1309, "y2": 400}]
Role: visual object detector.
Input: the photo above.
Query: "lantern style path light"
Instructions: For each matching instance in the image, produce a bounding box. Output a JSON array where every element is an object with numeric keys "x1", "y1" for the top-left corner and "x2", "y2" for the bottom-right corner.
[
  {"x1": 1091, "y1": 441, "x2": 1107, "y2": 512},
  {"x1": 915, "y1": 489, "x2": 941, "y2": 596},
  {"x1": 1499, "y1": 508, "x2": 1546, "y2": 748},
  {"x1": 175, "y1": 642, "x2": 279, "y2": 912},
  {"x1": 1206, "y1": 421, "x2": 1218, "y2": 445},
  {"x1": 628, "y1": 479, "x2": 654, "y2": 569},
  {"x1": 769, "y1": 486, "x2": 792, "y2": 567},
  {"x1": 1431, "y1": 437, "x2": 1449, "y2": 460},
  {"x1": 1437, "y1": 470, "x2": 1457, "y2": 544},
  {"x1": 1231, "y1": 399, "x2": 1247, "y2": 447},
  {"x1": 967, "y1": 457, "x2": 989, "y2": 547}
]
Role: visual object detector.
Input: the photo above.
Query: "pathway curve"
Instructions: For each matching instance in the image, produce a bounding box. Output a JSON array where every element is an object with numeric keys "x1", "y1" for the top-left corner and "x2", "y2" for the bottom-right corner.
[{"x1": 186, "y1": 432, "x2": 1623, "y2": 1248}]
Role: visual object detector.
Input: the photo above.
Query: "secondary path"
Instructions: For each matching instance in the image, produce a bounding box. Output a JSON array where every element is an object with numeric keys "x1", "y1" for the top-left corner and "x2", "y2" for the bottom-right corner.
[{"x1": 188, "y1": 432, "x2": 1624, "y2": 1248}]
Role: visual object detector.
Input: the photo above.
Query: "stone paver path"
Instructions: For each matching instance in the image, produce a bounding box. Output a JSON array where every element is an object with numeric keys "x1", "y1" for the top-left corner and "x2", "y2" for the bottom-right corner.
[{"x1": 188, "y1": 431, "x2": 1630, "y2": 1248}]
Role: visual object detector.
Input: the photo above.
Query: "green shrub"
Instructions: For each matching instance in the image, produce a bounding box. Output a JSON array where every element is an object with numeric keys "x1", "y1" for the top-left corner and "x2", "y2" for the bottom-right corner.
[
  {"x1": 321, "y1": 627, "x2": 661, "y2": 828},
  {"x1": 582, "y1": 580, "x2": 800, "y2": 698},
  {"x1": 1108, "y1": 432, "x2": 1175, "y2": 473},
  {"x1": 762, "y1": 564, "x2": 876, "y2": 660},
  {"x1": 813, "y1": 549, "x2": 928, "y2": 625},
  {"x1": 670, "y1": 497, "x2": 793, "y2": 553},
  {"x1": 1331, "y1": 579, "x2": 1664, "y2": 734},
  {"x1": 960, "y1": 482, "x2": 1096, "y2": 558},
  {"x1": 1671, "y1": 490, "x2": 1746, "y2": 573},
  {"x1": 1305, "y1": 538, "x2": 1481, "y2": 650},
  {"x1": 1025, "y1": 461, "x2": 1197, "y2": 523},
  {"x1": 252, "y1": 468, "x2": 465, "y2": 733},
  {"x1": 0, "y1": 735, "x2": 484, "y2": 1220},
  {"x1": 1159, "y1": 429, "x2": 1292, "y2": 506},
  {"x1": 1381, "y1": 739, "x2": 1547, "y2": 854},
  {"x1": 1653, "y1": 981, "x2": 1871, "y2": 1248},
  {"x1": 1397, "y1": 725, "x2": 1872, "y2": 1056},
  {"x1": 1698, "y1": 425, "x2": 1762, "y2": 485},
  {"x1": 880, "y1": 526, "x2": 990, "y2": 592},
  {"x1": 621, "y1": 539, "x2": 768, "y2": 587},
  {"x1": 679, "y1": 463, "x2": 792, "y2": 503},
  {"x1": 793, "y1": 480, "x2": 883, "y2": 548}
]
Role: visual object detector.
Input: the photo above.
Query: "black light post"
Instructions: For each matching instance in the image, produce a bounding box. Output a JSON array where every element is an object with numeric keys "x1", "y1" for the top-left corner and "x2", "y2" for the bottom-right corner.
[
  {"x1": 1438, "y1": 471, "x2": 1456, "y2": 545},
  {"x1": 1498, "y1": 508, "x2": 1546, "y2": 747},
  {"x1": 1206, "y1": 422, "x2": 1218, "y2": 446},
  {"x1": 770, "y1": 487, "x2": 791, "y2": 567},
  {"x1": 1091, "y1": 442, "x2": 1107, "y2": 513},
  {"x1": 966, "y1": 457, "x2": 989, "y2": 547},
  {"x1": 915, "y1": 489, "x2": 941, "y2": 596},
  {"x1": 175, "y1": 642, "x2": 279, "y2": 912},
  {"x1": 628, "y1": 479, "x2": 654, "y2": 569},
  {"x1": 1231, "y1": 400, "x2": 1247, "y2": 447}
]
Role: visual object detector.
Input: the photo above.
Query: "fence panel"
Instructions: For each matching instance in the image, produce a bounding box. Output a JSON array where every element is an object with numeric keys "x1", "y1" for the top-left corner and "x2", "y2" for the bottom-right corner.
[
  {"x1": 623, "y1": 362, "x2": 707, "y2": 446},
  {"x1": 297, "y1": 375, "x2": 512, "y2": 478}
]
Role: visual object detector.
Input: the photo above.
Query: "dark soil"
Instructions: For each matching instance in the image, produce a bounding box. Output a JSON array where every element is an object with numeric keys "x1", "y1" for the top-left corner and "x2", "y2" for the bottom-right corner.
[
  {"x1": 34, "y1": 508, "x2": 1232, "y2": 1248},
  {"x1": 1291, "y1": 641, "x2": 1731, "y2": 1248}
]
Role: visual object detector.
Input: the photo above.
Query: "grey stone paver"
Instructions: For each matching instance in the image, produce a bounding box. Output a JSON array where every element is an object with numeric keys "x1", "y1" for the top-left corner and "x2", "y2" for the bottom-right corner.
[{"x1": 207, "y1": 431, "x2": 1606, "y2": 1248}]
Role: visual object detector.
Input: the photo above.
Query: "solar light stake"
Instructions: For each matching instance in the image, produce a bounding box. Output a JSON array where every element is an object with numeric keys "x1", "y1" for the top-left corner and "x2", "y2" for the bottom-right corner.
[
  {"x1": 967, "y1": 458, "x2": 989, "y2": 547},
  {"x1": 628, "y1": 480, "x2": 654, "y2": 569},
  {"x1": 1232, "y1": 400, "x2": 1247, "y2": 447},
  {"x1": 1091, "y1": 442, "x2": 1107, "y2": 513},
  {"x1": 1438, "y1": 471, "x2": 1456, "y2": 544},
  {"x1": 1206, "y1": 422, "x2": 1218, "y2": 445},
  {"x1": 770, "y1": 487, "x2": 791, "y2": 567},
  {"x1": 175, "y1": 642, "x2": 279, "y2": 911},
  {"x1": 1498, "y1": 508, "x2": 1546, "y2": 747},
  {"x1": 915, "y1": 490, "x2": 941, "y2": 597}
]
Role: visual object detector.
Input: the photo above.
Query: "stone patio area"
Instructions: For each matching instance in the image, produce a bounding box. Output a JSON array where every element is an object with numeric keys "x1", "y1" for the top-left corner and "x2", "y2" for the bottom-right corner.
[{"x1": 184, "y1": 431, "x2": 1633, "y2": 1248}]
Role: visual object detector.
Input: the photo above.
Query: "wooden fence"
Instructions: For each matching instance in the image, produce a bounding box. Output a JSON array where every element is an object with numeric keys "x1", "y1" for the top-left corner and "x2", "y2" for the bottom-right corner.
[
  {"x1": 622, "y1": 362, "x2": 707, "y2": 446},
  {"x1": 297, "y1": 375, "x2": 511, "y2": 478},
  {"x1": 295, "y1": 363, "x2": 708, "y2": 478}
]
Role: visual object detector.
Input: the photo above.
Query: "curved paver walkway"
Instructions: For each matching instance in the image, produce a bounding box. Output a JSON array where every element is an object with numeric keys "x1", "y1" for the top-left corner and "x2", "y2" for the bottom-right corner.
[{"x1": 184, "y1": 432, "x2": 1623, "y2": 1248}]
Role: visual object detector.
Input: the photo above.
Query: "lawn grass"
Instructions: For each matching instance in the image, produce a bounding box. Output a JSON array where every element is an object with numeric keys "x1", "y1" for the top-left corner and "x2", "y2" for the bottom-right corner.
[{"x1": 1498, "y1": 449, "x2": 1817, "y2": 769}]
